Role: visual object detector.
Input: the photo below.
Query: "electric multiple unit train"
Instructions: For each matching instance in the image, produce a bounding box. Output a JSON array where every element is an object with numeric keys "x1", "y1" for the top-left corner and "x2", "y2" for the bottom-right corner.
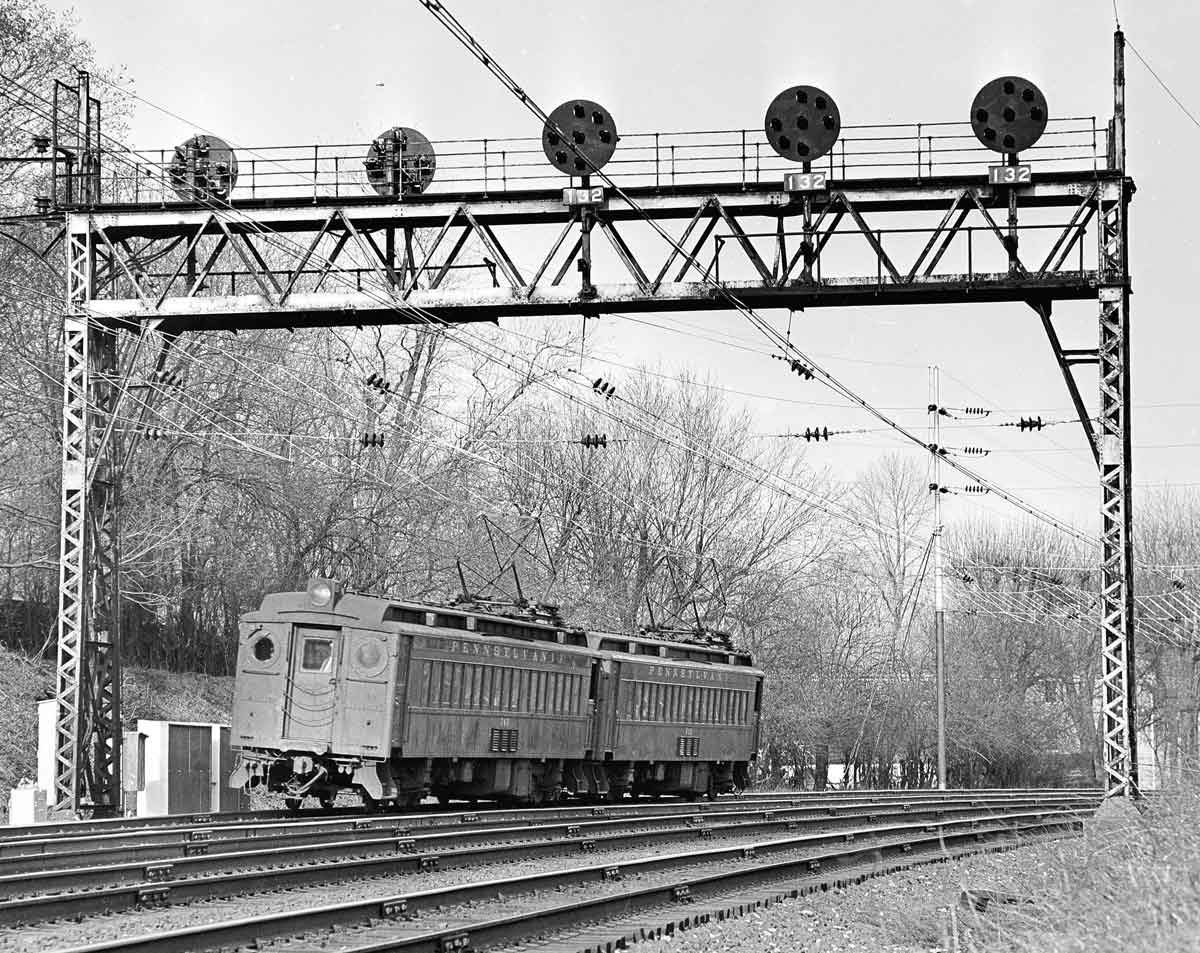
[{"x1": 229, "y1": 579, "x2": 762, "y2": 807}]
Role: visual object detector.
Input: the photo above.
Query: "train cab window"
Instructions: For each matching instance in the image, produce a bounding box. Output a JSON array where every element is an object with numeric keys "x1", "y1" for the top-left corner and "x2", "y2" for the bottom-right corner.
[
  {"x1": 754, "y1": 681, "x2": 763, "y2": 712},
  {"x1": 301, "y1": 638, "x2": 334, "y2": 673}
]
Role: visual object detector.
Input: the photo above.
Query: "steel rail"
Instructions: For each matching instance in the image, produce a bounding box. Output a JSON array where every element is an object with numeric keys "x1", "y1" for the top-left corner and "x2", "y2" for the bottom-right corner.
[
  {"x1": 2, "y1": 793, "x2": 1099, "y2": 876},
  {"x1": 45, "y1": 808, "x2": 1087, "y2": 953},
  {"x1": 0, "y1": 795, "x2": 1098, "y2": 923},
  {"x1": 0, "y1": 786, "x2": 1098, "y2": 853}
]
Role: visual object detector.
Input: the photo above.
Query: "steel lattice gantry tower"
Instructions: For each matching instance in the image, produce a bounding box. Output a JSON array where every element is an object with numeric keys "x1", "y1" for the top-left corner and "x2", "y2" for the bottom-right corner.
[{"x1": 53, "y1": 74, "x2": 1137, "y2": 812}]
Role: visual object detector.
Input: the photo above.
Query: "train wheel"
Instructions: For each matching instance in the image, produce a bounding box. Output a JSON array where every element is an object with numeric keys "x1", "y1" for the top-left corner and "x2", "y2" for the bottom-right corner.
[{"x1": 285, "y1": 797, "x2": 302, "y2": 812}]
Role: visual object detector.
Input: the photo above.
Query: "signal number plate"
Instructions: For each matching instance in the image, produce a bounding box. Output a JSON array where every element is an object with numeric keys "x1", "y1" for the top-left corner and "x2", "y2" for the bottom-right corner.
[
  {"x1": 563, "y1": 186, "x2": 605, "y2": 206},
  {"x1": 783, "y1": 171, "x2": 828, "y2": 192},
  {"x1": 988, "y1": 164, "x2": 1032, "y2": 185}
]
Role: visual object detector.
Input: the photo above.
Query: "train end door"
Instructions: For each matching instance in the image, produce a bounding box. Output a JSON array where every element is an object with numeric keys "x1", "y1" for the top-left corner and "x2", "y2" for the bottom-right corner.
[{"x1": 283, "y1": 624, "x2": 342, "y2": 750}]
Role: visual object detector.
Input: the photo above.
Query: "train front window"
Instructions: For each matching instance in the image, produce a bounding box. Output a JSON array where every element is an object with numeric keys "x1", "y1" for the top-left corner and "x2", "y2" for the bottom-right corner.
[{"x1": 301, "y1": 638, "x2": 334, "y2": 673}]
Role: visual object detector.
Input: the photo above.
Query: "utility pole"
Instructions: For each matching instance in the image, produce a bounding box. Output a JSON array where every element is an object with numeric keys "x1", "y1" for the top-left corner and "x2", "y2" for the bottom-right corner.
[{"x1": 929, "y1": 366, "x2": 947, "y2": 790}]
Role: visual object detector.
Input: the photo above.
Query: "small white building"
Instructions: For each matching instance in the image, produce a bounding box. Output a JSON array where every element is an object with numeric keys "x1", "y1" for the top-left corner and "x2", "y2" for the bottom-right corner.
[{"x1": 29, "y1": 699, "x2": 245, "y2": 818}]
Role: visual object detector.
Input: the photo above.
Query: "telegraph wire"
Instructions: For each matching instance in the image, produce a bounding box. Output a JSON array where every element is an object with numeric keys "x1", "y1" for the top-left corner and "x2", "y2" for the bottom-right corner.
[{"x1": 1126, "y1": 37, "x2": 1200, "y2": 132}]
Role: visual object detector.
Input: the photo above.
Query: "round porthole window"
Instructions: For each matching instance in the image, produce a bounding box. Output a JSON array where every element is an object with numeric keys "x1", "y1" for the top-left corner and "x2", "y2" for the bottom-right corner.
[{"x1": 252, "y1": 637, "x2": 275, "y2": 662}]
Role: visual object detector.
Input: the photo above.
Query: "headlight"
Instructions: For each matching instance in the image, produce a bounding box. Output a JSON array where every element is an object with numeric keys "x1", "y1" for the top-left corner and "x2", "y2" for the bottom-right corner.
[
  {"x1": 307, "y1": 577, "x2": 338, "y2": 607},
  {"x1": 252, "y1": 636, "x2": 275, "y2": 662}
]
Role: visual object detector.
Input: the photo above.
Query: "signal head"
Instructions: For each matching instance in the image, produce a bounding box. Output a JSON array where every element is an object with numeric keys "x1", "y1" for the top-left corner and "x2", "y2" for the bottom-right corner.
[
  {"x1": 168, "y1": 135, "x2": 238, "y2": 202},
  {"x1": 364, "y1": 126, "x2": 437, "y2": 196},
  {"x1": 970, "y1": 76, "x2": 1048, "y2": 155},
  {"x1": 542, "y1": 99, "x2": 619, "y2": 176},
  {"x1": 764, "y1": 86, "x2": 841, "y2": 163}
]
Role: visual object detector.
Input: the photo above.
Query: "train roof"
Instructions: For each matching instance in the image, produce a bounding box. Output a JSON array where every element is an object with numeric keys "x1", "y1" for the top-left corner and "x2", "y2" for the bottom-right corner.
[{"x1": 254, "y1": 582, "x2": 757, "y2": 668}]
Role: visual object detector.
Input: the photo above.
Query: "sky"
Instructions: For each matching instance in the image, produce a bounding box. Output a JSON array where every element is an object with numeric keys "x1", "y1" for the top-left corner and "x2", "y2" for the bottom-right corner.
[{"x1": 52, "y1": 0, "x2": 1200, "y2": 545}]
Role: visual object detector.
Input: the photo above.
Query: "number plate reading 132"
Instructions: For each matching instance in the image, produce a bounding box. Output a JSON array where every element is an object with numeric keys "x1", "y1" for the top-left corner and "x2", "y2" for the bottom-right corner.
[
  {"x1": 783, "y1": 171, "x2": 828, "y2": 192},
  {"x1": 562, "y1": 186, "x2": 604, "y2": 206},
  {"x1": 988, "y1": 165, "x2": 1032, "y2": 185}
]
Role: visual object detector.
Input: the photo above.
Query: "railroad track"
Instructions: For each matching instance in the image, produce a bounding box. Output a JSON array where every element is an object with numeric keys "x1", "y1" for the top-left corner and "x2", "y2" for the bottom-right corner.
[
  {"x1": 0, "y1": 787, "x2": 1096, "y2": 845},
  {"x1": 0, "y1": 790, "x2": 1097, "y2": 947},
  {"x1": 0, "y1": 787, "x2": 1097, "y2": 860},
  {"x1": 24, "y1": 799, "x2": 1089, "y2": 953},
  {"x1": 0, "y1": 792, "x2": 1095, "y2": 921}
]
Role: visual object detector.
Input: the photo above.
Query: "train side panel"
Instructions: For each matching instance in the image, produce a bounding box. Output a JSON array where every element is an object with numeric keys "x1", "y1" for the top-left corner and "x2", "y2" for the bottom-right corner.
[
  {"x1": 594, "y1": 654, "x2": 762, "y2": 797},
  {"x1": 611, "y1": 657, "x2": 760, "y2": 763},
  {"x1": 400, "y1": 633, "x2": 594, "y2": 759}
]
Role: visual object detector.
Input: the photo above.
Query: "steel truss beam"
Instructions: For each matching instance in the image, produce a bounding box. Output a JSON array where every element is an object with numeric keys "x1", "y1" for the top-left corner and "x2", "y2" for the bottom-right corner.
[{"x1": 76, "y1": 173, "x2": 1122, "y2": 332}]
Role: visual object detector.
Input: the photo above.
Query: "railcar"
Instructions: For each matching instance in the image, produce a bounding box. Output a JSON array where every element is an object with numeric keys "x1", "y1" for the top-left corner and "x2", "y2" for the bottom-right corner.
[{"x1": 229, "y1": 578, "x2": 762, "y2": 807}]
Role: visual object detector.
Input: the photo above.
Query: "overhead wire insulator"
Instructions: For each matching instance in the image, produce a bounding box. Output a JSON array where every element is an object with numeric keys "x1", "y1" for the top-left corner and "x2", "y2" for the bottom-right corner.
[
  {"x1": 1017, "y1": 415, "x2": 1044, "y2": 431},
  {"x1": 591, "y1": 377, "x2": 616, "y2": 400},
  {"x1": 360, "y1": 432, "x2": 385, "y2": 448},
  {"x1": 151, "y1": 368, "x2": 184, "y2": 388},
  {"x1": 142, "y1": 427, "x2": 170, "y2": 441},
  {"x1": 580, "y1": 433, "x2": 608, "y2": 449},
  {"x1": 958, "y1": 446, "x2": 990, "y2": 456},
  {"x1": 802, "y1": 426, "x2": 829, "y2": 442},
  {"x1": 960, "y1": 407, "x2": 991, "y2": 417},
  {"x1": 962, "y1": 484, "x2": 990, "y2": 494},
  {"x1": 365, "y1": 372, "x2": 393, "y2": 393},
  {"x1": 772, "y1": 354, "x2": 814, "y2": 379}
]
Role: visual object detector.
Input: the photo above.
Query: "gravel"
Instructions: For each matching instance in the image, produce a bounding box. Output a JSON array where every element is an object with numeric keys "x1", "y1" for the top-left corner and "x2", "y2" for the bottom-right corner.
[{"x1": 627, "y1": 835, "x2": 1072, "y2": 953}]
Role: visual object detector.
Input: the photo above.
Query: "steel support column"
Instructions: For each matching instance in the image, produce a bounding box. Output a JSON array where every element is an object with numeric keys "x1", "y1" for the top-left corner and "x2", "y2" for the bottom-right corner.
[
  {"x1": 54, "y1": 220, "x2": 121, "y2": 816},
  {"x1": 1097, "y1": 280, "x2": 1137, "y2": 797},
  {"x1": 1093, "y1": 28, "x2": 1138, "y2": 799}
]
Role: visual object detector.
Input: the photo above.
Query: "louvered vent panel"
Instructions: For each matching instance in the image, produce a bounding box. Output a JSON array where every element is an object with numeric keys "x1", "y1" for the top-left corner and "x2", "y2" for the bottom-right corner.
[{"x1": 677, "y1": 736, "x2": 700, "y2": 758}]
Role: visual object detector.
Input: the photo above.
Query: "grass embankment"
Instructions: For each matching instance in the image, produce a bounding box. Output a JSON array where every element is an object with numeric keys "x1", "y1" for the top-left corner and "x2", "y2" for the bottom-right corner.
[
  {"x1": 950, "y1": 785, "x2": 1200, "y2": 952},
  {"x1": 0, "y1": 644, "x2": 233, "y2": 820}
]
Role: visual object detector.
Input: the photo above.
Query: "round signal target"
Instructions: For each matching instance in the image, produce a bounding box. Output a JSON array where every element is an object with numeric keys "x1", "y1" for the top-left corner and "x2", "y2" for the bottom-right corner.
[
  {"x1": 970, "y1": 77, "x2": 1048, "y2": 154},
  {"x1": 364, "y1": 126, "x2": 437, "y2": 196},
  {"x1": 542, "y1": 99, "x2": 619, "y2": 175},
  {"x1": 764, "y1": 85, "x2": 841, "y2": 163},
  {"x1": 168, "y1": 135, "x2": 238, "y2": 202}
]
